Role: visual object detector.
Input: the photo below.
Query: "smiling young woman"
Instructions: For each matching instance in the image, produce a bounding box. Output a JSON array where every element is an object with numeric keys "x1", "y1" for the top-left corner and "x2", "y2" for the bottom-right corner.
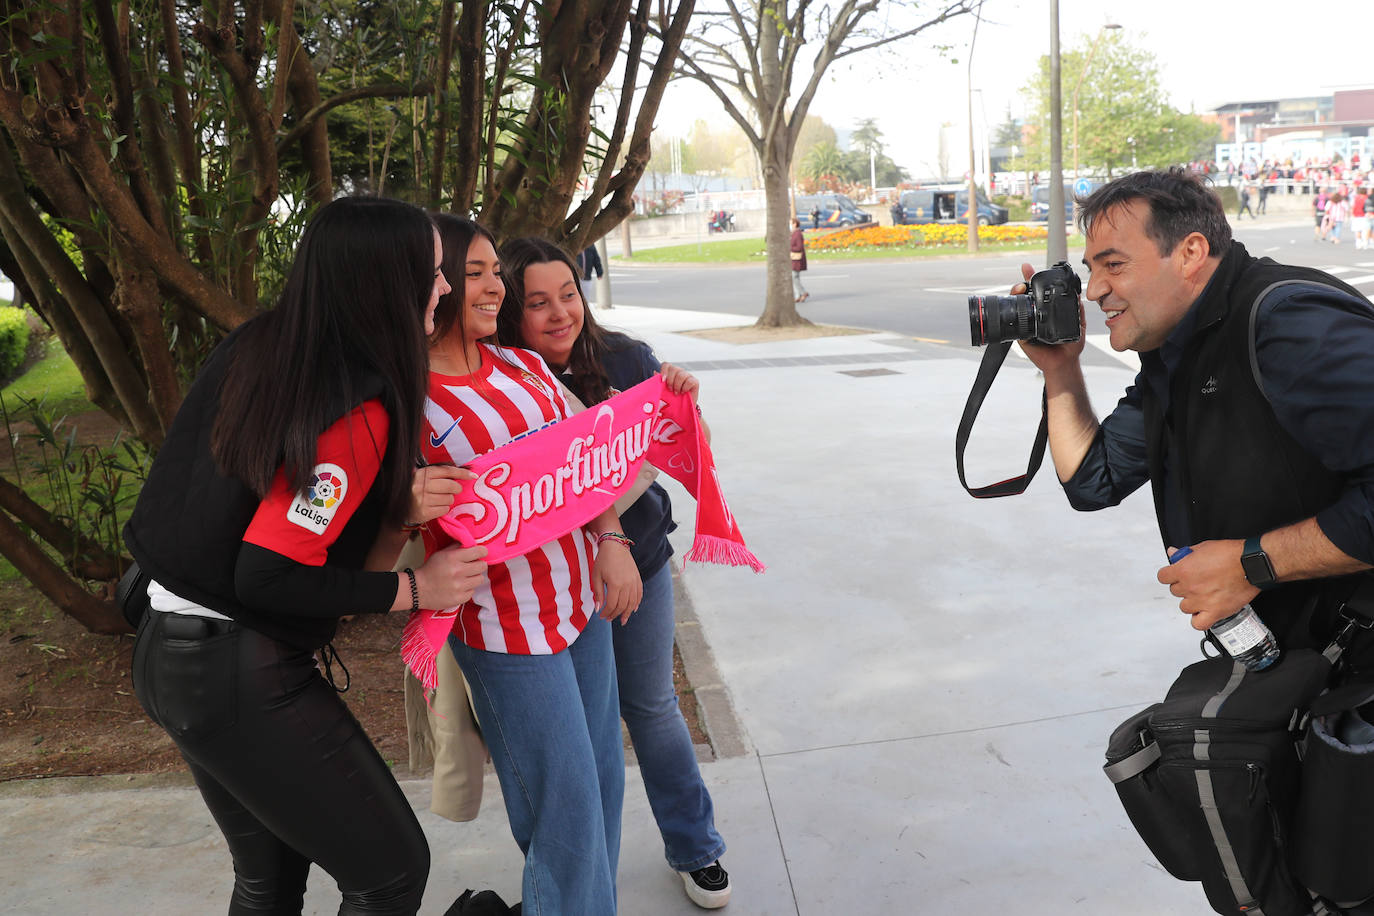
[
  {"x1": 419, "y1": 215, "x2": 642, "y2": 915},
  {"x1": 496, "y1": 237, "x2": 733, "y2": 910}
]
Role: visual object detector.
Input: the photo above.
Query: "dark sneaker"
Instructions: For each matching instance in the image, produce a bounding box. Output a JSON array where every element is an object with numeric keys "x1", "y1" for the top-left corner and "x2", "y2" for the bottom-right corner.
[{"x1": 681, "y1": 860, "x2": 731, "y2": 908}]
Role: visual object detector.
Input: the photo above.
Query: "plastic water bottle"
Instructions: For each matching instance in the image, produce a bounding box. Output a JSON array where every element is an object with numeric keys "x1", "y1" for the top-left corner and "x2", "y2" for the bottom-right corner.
[{"x1": 1169, "y1": 547, "x2": 1281, "y2": 671}]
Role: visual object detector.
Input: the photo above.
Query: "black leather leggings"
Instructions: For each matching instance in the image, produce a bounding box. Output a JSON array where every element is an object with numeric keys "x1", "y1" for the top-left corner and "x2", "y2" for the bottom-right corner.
[{"x1": 131, "y1": 610, "x2": 429, "y2": 915}]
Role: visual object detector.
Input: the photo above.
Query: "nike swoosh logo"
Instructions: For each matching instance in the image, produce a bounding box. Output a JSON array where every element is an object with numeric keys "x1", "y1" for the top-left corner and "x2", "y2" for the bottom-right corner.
[{"x1": 429, "y1": 417, "x2": 463, "y2": 448}]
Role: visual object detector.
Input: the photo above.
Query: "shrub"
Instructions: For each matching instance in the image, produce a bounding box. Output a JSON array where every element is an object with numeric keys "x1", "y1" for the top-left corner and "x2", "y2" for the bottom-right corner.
[{"x1": 0, "y1": 307, "x2": 32, "y2": 382}]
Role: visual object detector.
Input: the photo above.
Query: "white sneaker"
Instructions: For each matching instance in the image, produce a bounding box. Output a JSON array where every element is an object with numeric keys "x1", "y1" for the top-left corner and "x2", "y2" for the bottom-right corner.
[{"x1": 681, "y1": 861, "x2": 731, "y2": 908}]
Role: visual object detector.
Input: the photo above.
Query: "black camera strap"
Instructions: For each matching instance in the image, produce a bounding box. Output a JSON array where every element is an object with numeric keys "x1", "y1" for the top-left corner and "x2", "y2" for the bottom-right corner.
[{"x1": 954, "y1": 341, "x2": 1050, "y2": 498}]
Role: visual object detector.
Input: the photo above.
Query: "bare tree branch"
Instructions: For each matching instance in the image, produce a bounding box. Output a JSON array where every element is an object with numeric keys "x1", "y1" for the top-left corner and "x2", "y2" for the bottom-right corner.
[
  {"x1": 834, "y1": 0, "x2": 973, "y2": 59},
  {"x1": 0, "y1": 506, "x2": 127, "y2": 634},
  {"x1": 427, "y1": 0, "x2": 457, "y2": 209},
  {"x1": 268, "y1": 0, "x2": 297, "y2": 130},
  {"x1": 275, "y1": 81, "x2": 434, "y2": 155},
  {"x1": 578, "y1": 0, "x2": 696, "y2": 243},
  {"x1": 92, "y1": 0, "x2": 169, "y2": 238},
  {"x1": 0, "y1": 134, "x2": 162, "y2": 442}
]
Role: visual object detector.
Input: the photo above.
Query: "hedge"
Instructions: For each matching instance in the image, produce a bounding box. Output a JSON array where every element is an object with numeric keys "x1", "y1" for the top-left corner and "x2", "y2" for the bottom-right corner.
[{"x1": 0, "y1": 308, "x2": 31, "y2": 382}]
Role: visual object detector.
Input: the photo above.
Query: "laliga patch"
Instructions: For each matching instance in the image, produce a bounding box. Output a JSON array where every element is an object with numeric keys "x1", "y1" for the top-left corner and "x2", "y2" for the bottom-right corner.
[{"x1": 288, "y1": 463, "x2": 349, "y2": 534}]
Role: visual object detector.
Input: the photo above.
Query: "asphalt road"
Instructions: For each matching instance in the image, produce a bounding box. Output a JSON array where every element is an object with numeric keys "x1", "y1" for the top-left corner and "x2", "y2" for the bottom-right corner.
[{"x1": 606, "y1": 218, "x2": 1374, "y2": 365}]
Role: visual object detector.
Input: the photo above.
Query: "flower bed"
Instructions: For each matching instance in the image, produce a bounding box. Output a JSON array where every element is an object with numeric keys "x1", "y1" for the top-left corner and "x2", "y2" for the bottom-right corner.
[{"x1": 807, "y1": 223, "x2": 1049, "y2": 252}]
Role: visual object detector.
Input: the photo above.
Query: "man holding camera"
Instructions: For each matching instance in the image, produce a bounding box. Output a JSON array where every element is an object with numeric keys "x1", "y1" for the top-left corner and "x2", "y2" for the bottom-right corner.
[{"x1": 1017, "y1": 167, "x2": 1374, "y2": 658}]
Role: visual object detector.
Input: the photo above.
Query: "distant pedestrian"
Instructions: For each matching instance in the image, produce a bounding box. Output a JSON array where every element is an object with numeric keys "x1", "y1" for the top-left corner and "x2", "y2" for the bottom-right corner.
[
  {"x1": 890, "y1": 200, "x2": 905, "y2": 225},
  {"x1": 810, "y1": 206, "x2": 821, "y2": 230},
  {"x1": 1326, "y1": 192, "x2": 1351, "y2": 244},
  {"x1": 790, "y1": 218, "x2": 809, "y2": 303},
  {"x1": 1355, "y1": 187, "x2": 1370, "y2": 250},
  {"x1": 1314, "y1": 188, "x2": 1330, "y2": 240},
  {"x1": 1237, "y1": 182, "x2": 1255, "y2": 219},
  {"x1": 1257, "y1": 173, "x2": 1271, "y2": 213},
  {"x1": 580, "y1": 244, "x2": 603, "y2": 282}
]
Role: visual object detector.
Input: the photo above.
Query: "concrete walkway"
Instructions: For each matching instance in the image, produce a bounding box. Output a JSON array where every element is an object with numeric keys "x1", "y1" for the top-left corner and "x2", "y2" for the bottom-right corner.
[{"x1": 1, "y1": 303, "x2": 1210, "y2": 915}]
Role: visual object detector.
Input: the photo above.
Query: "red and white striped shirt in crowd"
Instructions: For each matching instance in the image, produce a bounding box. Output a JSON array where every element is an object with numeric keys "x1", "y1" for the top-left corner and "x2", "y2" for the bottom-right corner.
[{"x1": 420, "y1": 344, "x2": 596, "y2": 655}]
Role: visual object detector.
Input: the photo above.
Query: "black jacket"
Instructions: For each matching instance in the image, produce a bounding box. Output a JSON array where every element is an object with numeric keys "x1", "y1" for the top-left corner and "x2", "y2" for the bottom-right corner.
[
  {"x1": 125, "y1": 327, "x2": 396, "y2": 650},
  {"x1": 1140, "y1": 241, "x2": 1369, "y2": 648}
]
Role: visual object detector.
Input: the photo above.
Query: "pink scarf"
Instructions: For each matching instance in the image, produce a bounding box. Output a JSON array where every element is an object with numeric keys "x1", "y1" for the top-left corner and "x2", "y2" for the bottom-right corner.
[{"x1": 402, "y1": 376, "x2": 763, "y2": 688}]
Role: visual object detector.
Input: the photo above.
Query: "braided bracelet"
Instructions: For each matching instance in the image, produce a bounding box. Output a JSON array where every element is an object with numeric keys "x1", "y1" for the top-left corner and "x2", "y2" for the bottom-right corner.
[
  {"x1": 403, "y1": 567, "x2": 420, "y2": 612},
  {"x1": 596, "y1": 531, "x2": 635, "y2": 549}
]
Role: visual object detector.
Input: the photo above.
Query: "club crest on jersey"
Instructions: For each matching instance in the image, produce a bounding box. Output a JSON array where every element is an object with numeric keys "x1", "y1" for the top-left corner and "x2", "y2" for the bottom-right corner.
[
  {"x1": 521, "y1": 369, "x2": 555, "y2": 401},
  {"x1": 288, "y1": 463, "x2": 348, "y2": 534}
]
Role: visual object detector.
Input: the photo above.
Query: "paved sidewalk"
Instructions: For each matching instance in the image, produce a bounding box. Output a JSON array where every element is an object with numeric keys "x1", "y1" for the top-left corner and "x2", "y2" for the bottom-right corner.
[{"x1": 2, "y1": 304, "x2": 1211, "y2": 915}]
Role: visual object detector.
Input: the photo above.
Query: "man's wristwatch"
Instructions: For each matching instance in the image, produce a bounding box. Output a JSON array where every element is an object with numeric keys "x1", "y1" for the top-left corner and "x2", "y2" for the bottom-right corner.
[{"x1": 1240, "y1": 535, "x2": 1278, "y2": 590}]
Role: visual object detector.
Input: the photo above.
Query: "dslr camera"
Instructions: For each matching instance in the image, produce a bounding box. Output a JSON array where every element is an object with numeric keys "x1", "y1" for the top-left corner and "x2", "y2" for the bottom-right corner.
[{"x1": 968, "y1": 261, "x2": 1082, "y2": 347}]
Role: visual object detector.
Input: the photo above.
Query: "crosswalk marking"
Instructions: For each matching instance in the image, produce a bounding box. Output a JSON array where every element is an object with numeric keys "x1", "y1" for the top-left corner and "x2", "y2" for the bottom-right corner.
[
  {"x1": 927, "y1": 285, "x2": 1022, "y2": 295},
  {"x1": 1342, "y1": 274, "x2": 1374, "y2": 286},
  {"x1": 1087, "y1": 334, "x2": 1139, "y2": 371},
  {"x1": 1317, "y1": 265, "x2": 1353, "y2": 275},
  {"x1": 1007, "y1": 334, "x2": 1138, "y2": 372}
]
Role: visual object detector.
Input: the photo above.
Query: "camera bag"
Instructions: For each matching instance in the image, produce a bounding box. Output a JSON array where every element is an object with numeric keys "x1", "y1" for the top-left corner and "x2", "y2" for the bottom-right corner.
[{"x1": 1104, "y1": 650, "x2": 1333, "y2": 916}]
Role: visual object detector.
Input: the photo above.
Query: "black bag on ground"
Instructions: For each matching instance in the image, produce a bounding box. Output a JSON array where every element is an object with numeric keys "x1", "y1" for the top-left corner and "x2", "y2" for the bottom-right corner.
[
  {"x1": 1104, "y1": 650, "x2": 1332, "y2": 916},
  {"x1": 1292, "y1": 681, "x2": 1374, "y2": 908}
]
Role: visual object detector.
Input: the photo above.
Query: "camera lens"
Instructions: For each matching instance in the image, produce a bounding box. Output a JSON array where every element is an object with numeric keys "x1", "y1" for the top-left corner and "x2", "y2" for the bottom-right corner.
[{"x1": 968, "y1": 295, "x2": 1035, "y2": 346}]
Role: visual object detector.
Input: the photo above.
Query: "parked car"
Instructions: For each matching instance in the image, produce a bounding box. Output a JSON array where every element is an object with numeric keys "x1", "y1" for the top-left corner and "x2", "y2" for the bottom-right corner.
[
  {"x1": 1030, "y1": 180, "x2": 1102, "y2": 221},
  {"x1": 896, "y1": 187, "x2": 1008, "y2": 226},
  {"x1": 794, "y1": 193, "x2": 874, "y2": 228}
]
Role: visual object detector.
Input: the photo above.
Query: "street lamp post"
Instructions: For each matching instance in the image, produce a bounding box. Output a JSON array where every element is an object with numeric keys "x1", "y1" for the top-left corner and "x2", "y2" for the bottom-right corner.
[
  {"x1": 966, "y1": 2, "x2": 984, "y2": 253},
  {"x1": 1047, "y1": 0, "x2": 1066, "y2": 264},
  {"x1": 1071, "y1": 22, "x2": 1121, "y2": 179}
]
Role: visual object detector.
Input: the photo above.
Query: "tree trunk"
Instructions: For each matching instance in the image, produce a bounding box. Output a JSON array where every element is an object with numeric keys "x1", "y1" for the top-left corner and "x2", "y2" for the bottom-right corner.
[
  {"x1": 0, "y1": 508, "x2": 128, "y2": 634},
  {"x1": 0, "y1": 476, "x2": 123, "y2": 582},
  {"x1": 756, "y1": 133, "x2": 808, "y2": 328}
]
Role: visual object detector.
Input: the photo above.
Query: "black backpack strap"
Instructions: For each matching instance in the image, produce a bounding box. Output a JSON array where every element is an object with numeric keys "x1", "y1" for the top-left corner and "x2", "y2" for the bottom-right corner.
[
  {"x1": 1248, "y1": 278, "x2": 1374, "y2": 403},
  {"x1": 1308, "y1": 681, "x2": 1374, "y2": 720},
  {"x1": 1324, "y1": 575, "x2": 1374, "y2": 665},
  {"x1": 955, "y1": 341, "x2": 1050, "y2": 498}
]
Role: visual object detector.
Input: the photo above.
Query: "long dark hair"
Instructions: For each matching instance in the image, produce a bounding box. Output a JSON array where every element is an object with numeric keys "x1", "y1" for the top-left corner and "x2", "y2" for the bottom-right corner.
[
  {"x1": 211, "y1": 196, "x2": 433, "y2": 523},
  {"x1": 495, "y1": 237, "x2": 613, "y2": 403},
  {"x1": 430, "y1": 213, "x2": 499, "y2": 351}
]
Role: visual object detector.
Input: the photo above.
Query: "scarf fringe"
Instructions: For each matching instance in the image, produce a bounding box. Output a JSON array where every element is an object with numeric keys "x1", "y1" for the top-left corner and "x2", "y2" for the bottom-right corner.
[
  {"x1": 401, "y1": 612, "x2": 441, "y2": 692},
  {"x1": 686, "y1": 534, "x2": 766, "y2": 573}
]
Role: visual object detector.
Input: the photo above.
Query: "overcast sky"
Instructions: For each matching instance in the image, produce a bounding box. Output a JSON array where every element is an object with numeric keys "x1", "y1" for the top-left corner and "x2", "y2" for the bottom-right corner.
[{"x1": 654, "y1": 0, "x2": 1364, "y2": 178}]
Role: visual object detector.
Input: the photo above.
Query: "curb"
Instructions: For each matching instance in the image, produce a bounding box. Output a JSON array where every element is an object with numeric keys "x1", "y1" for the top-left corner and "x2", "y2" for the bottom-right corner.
[
  {"x1": 671, "y1": 568, "x2": 750, "y2": 759},
  {"x1": 0, "y1": 770, "x2": 196, "y2": 799}
]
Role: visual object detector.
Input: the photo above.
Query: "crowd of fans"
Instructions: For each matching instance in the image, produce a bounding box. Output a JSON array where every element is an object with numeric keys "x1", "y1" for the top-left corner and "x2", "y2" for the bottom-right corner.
[
  {"x1": 1181, "y1": 154, "x2": 1372, "y2": 243},
  {"x1": 1189, "y1": 153, "x2": 1370, "y2": 194}
]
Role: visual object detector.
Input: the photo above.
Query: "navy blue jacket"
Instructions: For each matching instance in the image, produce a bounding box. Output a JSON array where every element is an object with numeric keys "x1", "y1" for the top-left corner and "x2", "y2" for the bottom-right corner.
[{"x1": 561, "y1": 332, "x2": 676, "y2": 578}]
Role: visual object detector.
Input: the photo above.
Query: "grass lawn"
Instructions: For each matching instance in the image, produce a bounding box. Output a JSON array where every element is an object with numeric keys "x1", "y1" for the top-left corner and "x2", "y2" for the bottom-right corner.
[
  {"x1": 0, "y1": 341, "x2": 129, "y2": 582},
  {"x1": 616, "y1": 233, "x2": 1086, "y2": 264},
  {"x1": 1, "y1": 340, "x2": 89, "y2": 419}
]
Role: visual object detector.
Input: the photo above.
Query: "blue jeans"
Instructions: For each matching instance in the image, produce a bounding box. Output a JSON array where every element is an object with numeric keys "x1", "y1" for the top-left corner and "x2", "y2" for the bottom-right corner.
[
  {"x1": 448, "y1": 614, "x2": 623, "y2": 916},
  {"x1": 614, "y1": 562, "x2": 726, "y2": 872}
]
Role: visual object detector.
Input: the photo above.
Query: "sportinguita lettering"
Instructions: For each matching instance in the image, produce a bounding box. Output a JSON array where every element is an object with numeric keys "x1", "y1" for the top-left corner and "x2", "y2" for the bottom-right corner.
[{"x1": 456, "y1": 402, "x2": 657, "y2": 547}]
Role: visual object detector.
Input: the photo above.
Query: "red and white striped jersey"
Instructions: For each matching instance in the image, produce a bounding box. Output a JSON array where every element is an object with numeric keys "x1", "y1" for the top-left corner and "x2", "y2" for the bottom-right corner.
[{"x1": 421, "y1": 344, "x2": 596, "y2": 655}]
